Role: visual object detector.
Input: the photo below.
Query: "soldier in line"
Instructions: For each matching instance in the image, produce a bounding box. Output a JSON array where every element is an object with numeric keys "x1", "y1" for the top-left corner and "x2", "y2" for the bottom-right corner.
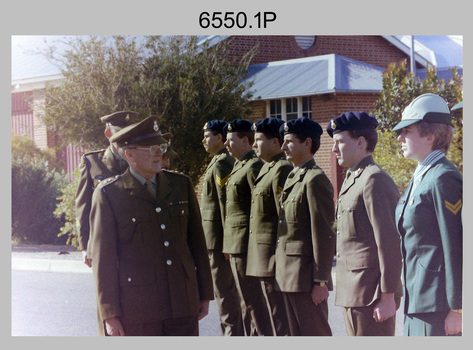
[
  {"x1": 75, "y1": 111, "x2": 137, "y2": 268},
  {"x1": 246, "y1": 117, "x2": 293, "y2": 336},
  {"x1": 275, "y1": 117, "x2": 336, "y2": 336},
  {"x1": 393, "y1": 94, "x2": 462, "y2": 336},
  {"x1": 89, "y1": 116, "x2": 213, "y2": 336},
  {"x1": 222, "y1": 119, "x2": 273, "y2": 336},
  {"x1": 326, "y1": 111, "x2": 403, "y2": 336},
  {"x1": 201, "y1": 120, "x2": 245, "y2": 336}
]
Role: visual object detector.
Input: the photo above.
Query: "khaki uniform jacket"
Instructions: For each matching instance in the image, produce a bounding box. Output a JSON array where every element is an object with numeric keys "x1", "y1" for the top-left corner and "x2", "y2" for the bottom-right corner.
[
  {"x1": 334, "y1": 155, "x2": 402, "y2": 308},
  {"x1": 246, "y1": 153, "x2": 293, "y2": 277},
  {"x1": 275, "y1": 158, "x2": 336, "y2": 292},
  {"x1": 396, "y1": 157, "x2": 462, "y2": 314},
  {"x1": 200, "y1": 148, "x2": 235, "y2": 251},
  {"x1": 223, "y1": 150, "x2": 264, "y2": 254},
  {"x1": 90, "y1": 169, "x2": 213, "y2": 326},
  {"x1": 75, "y1": 147, "x2": 127, "y2": 251}
]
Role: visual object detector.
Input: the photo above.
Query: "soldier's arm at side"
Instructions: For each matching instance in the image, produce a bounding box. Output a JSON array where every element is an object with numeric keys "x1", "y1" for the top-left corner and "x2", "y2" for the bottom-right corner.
[{"x1": 90, "y1": 186, "x2": 122, "y2": 323}]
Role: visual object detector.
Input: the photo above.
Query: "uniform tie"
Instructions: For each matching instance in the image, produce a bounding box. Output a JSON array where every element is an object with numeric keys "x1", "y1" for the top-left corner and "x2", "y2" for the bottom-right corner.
[{"x1": 145, "y1": 180, "x2": 156, "y2": 200}]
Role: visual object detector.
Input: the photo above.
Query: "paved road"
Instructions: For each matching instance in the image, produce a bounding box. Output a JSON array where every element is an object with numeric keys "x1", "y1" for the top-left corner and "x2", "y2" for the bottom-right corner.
[{"x1": 11, "y1": 245, "x2": 404, "y2": 336}]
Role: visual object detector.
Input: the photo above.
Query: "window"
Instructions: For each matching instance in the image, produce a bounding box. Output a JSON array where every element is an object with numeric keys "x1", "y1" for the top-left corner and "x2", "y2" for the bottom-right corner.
[
  {"x1": 269, "y1": 100, "x2": 282, "y2": 119},
  {"x1": 266, "y1": 96, "x2": 312, "y2": 121}
]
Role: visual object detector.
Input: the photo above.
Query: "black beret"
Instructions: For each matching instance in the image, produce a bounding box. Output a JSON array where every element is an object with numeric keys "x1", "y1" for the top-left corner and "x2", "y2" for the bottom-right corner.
[
  {"x1": 110, "y1": 115, "x2": 168, "y2": 147},
  {"x1": 100, "y1": 111, "x2": 138, "y2": 128},
  {"x1": 203, "y1": 120, "x2": 228, "y2": 135},
  {"x1": 326, "y1": 111, "x2": 378, "y2": 137},
  {"x1": 252, "y1": 117, "x2": 285, "y2": 139},
  {"x1": 224, "y1": 119, "x2": 253, "y2": 133},
  {"x1": 280, "y1": 117, "x2": 323, "y2": 138}
]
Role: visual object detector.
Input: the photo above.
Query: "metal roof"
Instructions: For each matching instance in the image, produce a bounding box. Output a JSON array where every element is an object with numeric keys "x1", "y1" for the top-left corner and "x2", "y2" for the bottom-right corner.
[{"x1": 243, "y1": 54, "x2": 385, "y2": 100}]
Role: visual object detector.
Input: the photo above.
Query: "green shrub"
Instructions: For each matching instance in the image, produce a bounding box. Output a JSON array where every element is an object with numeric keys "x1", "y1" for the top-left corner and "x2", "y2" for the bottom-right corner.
[{"x1": 11, "y1": 135, "x2": 68, "y2": 244}]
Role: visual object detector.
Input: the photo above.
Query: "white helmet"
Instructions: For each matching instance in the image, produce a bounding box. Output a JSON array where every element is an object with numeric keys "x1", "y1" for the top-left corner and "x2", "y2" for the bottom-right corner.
[{"x1": 392, "y1": 93, "x2": 452, "y2": 131}]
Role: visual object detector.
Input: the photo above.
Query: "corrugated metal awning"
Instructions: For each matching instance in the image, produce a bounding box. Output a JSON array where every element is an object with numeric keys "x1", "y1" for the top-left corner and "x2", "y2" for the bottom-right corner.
[{"x1": 243, "y1": 54, "x2": 385, "y2": 101}]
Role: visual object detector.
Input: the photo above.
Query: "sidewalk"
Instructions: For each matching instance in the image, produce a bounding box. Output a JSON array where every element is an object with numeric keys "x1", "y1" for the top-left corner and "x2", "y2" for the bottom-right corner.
[{"x1": 11, "y1": 244, "x2": 92, "y2": 273}]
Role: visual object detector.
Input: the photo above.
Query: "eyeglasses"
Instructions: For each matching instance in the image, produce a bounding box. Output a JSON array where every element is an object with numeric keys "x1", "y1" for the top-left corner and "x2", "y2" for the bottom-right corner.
[{"x1": 130, "y1": 143, "x2": 168, "y2": 155}]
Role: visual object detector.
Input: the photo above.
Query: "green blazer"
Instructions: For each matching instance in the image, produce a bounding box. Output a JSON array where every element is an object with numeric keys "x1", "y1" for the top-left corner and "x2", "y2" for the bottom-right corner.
[
  {"x1": 223, "y1": 150, "x2": 264, "y2": 255},
  {"x1": 275, "y1": 158, "x2": 336, "y2": 293},
  {"x1": 247, "y1": 153, "x2": 293, "y2": 277},
  {"x1": 396, "y1": 157, "x2": 462, "y2": 314},
  {"x1": 75, "y1": 147, "x2": 127, "y2": 251},
  {"x1": 334, "y1": 155, "x2": 402, "y2": 308},
  {"x1": 90, "y1": 169, "x2": 214, "y2": 328},
  {"x1": 200, "y1": 148, "x2": 235, "y2": 251}
]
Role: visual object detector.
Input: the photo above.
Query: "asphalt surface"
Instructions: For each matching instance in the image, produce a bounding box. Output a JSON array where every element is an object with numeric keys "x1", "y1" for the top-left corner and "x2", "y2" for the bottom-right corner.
[{"x1": 11, "y1": 244, "x2": 405, "y2": 337}]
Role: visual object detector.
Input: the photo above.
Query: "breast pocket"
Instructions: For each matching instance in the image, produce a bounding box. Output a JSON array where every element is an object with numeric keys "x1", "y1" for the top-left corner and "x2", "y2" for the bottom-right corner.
[
  {"x1": 169, "y1": 202, "x2": 189, "y2": 233},
  {"x1": 340, "y1": 200, "x2": 364, "y2": 239},
  {"x1": 116, "y1": 211, "x2": 151, "y2": 245}
]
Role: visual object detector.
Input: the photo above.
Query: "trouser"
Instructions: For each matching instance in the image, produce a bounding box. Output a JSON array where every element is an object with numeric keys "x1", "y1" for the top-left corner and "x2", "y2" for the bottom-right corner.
[
  {"x1": 283, "y1": 291, "x2": 332, "y2": 336},
  {"x1": 260, "y1": 277, "x2": 290, "y2": 336},
  {"x1": 208, "y1": 250, "x2": 245, "y2": 336},
  {"x1": 342, "y1": 304, "x2": 396, "y2": 336},
  {"x1": 404, "y1": 312, "x2": 462, "y2": 336},
  {"x1": 121, "y1": 315, "x2": 199, "y2": 336},
  {"x1": 229, "y1": 253, "x2": 274, "y2": 336}
]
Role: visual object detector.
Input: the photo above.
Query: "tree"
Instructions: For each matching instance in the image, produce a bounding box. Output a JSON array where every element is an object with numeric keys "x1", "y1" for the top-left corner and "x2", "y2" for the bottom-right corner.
[
  {"x1": 41, "y1": 35, "x2": 257, "y2": 183},
  {"x1": 371, "y1": 60, "x2": 463, "y2": 193}
]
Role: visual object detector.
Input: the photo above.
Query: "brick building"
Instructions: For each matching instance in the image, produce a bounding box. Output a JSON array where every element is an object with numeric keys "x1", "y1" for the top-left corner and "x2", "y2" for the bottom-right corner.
[{"x1": 12, "y1": 35, "x2": 460, "y2": 195}]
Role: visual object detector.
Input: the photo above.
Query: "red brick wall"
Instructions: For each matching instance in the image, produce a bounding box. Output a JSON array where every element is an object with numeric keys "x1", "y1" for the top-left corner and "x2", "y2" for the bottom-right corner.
[{"x1": 223, "y1": 35, "x2": 417, "y2": 69}]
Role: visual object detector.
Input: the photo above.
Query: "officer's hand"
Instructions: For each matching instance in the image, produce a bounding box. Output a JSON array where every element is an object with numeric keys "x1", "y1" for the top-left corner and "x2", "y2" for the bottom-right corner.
[
  {"x1": 311, "y1": 284, "x2": 329, "y2": 306},
  {"x1": 373, "y1": 293, "x2": 396, "y2": 322},
  {"x1": 105, "y1": 317, "x2": 125, "y2": 336},
  {"x1": 444, "y1": 310, "x2": 462, "y2": 335},
  {"x1": 81, "y1": 250, "x2": 92, "y2": 267},
  {"x1": 198, "y1": 300, "x2": 210, "y2": 320}
]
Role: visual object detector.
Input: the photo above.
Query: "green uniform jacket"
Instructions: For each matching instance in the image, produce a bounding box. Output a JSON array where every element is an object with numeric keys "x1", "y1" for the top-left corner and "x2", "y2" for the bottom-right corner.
[
  {"x1": 200, "y1": 148, "x2": 235, "y2": 251},
  {"x1": 90, "y1": 169, "x2": 214, "y2": 326},
  {"x1": 246, "y1": 153, "x2": 293, "y2": 277},
  {"x1": 275, "y1": 158, "x2": 336, "y2": 292},
  {"x1": 334, "y1": 155, "x2": 403, "y2": 307},
  {"x1": 223, "y1": 150, "x2": 264, "y2": 254},
  {"x1": 396, "y1": 157, "x2": 462, "y2": 314},
  {"x1": 75, "y1": 147, "x2": 127, "y2": 251}
]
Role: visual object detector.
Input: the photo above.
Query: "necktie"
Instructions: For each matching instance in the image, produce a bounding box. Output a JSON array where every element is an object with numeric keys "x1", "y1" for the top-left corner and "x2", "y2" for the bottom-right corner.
[{"x1": 145, "y1": 180, "x2": 156, "y2": 200}]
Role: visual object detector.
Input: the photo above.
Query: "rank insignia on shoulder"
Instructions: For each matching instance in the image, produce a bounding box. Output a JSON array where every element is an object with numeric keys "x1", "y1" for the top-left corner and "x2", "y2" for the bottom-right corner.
[{"x1": 445, "y1": 199, "x2": 462, "y2": 215}]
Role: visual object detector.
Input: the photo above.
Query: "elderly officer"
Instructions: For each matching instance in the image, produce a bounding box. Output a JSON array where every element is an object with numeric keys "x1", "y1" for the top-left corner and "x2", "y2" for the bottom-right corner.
[
  {"x1": 89, "y1": 116, "x2": 213, "y2": 336},
  {"x1": 201, "y1": 120, "x2": 244, "y2": 336},
  {"x1": 75, "y1": 111, "x2": 137, "y2": 268},
  {"x1": 276, "y1": 117, "x2": 336, "y2": 336},
  {"x1": 246, "y1": 117, "x2": 293, "y2": 336},
  {"x1": 222, "y1": 119, "x2": 273, "y2": 336},
  {"x1": 393, "y1": 94, "x2": 462, "y2": 336},
  {"x1": 327, "y1": 111, "x2": 403, "y2": 336}
]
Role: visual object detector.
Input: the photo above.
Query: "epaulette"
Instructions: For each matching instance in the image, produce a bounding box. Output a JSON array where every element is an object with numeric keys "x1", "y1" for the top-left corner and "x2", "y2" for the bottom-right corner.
[
  {"x1": 163, "y1": 169, "x2": 189, "y2": 178},
  {"x1": 97, "y1": 175, "x2": 120, "y2": 189},
  {"x1": 83, "y1": 149, "x2": 106, "y2": 159}
]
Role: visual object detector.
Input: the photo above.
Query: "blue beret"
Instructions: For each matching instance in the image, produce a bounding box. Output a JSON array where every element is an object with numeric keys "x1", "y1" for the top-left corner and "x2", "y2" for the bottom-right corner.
[
  {"x1": 280, "y1": 117, "x2": 323, "y2": 138},
  {"x1": 327, "y1": 111, "x2": 378, "y2": 137},
  {"x1": 224, "y1": 119, "x2": 253, "y2": 133},
  {"x1": 252, "y1": 117, "x2": 285, "y2": 138},
  {"x1": 203, "y1": 120, "x2": 227, "y2": 135}
]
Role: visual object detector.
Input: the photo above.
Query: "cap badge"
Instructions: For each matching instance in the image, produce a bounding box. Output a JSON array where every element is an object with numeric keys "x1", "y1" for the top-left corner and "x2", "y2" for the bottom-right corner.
[
  {"x1": 331, "y1": 120, "x2": 337, "y2": 130},
  {"x1": 153, "y1": 121, "x2": 160, "y2": 132},
  {"x1": 228, "y1": 124, "x2": 232, "y2": 131},
  {"x1": 284, "y1": 123, "x2": 289, "y2": 131},
  {"x1": 125, "y1": 114, "x2": 130, "y2": 121},
  {"x1": 203, "y1": 122, "x2": 208, "y2": 130},
  {"x1": 251, "y1": 123, "x2": 257, "y2": 131}
]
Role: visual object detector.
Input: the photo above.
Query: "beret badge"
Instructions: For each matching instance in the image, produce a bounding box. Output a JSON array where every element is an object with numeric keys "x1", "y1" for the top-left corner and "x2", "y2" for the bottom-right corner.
[{"x1": 331, "y1": 120, "x2": 337, "y2": 130}]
